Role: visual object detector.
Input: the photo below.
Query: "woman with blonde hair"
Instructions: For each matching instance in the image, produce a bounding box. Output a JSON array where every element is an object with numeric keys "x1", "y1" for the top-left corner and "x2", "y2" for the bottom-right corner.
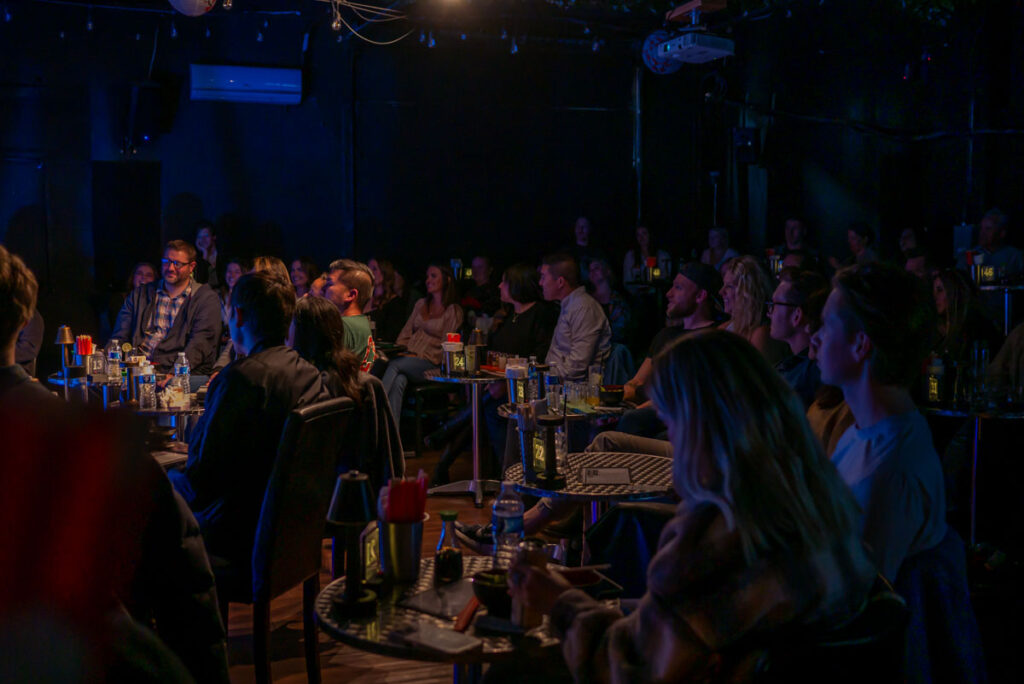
[
  {"x1": 719, "y1": 255, "x2": 788, "y2": 364},
  {"x1": 509, "y1": 330, "x2": 876, "y2": 682},
  {"x1": 250, "y1": 256, "x2": 295, "y2": 297}
]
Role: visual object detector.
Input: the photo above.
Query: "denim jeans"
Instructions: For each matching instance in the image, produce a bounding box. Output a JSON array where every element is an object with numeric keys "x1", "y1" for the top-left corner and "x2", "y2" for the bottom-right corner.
[{"x1": 381, "y1": 356, "x2": 439, "y2": 421}]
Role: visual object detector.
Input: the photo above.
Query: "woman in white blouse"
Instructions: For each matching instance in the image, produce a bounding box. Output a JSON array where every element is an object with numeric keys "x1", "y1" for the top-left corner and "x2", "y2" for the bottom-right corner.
[{"x1": 382, "y1": 263, "x2": 464, "y2": 419}]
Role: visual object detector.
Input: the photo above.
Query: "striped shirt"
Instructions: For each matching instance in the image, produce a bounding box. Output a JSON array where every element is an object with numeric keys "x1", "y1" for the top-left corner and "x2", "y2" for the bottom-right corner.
[{"x1": 141, "y1": 280, "x2": 193, "y2": 356}]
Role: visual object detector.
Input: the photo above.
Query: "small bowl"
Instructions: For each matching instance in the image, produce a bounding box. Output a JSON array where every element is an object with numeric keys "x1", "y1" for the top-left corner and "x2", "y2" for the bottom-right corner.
[
  {"x1": 598, "y1": 385, "x2": 624, "y2": 407},
  {"x1": 471, "y1": 569, "x2": 511, "y2": 619}
]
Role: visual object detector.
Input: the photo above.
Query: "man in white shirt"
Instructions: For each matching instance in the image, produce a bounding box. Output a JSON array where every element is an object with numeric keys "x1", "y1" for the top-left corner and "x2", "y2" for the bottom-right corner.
[
  {"x1": 811, "y1": 263, "x2": 946, "y2": 581},
  {"x1": 539, "y1": 253, "x2": 611, "y2": 381}
]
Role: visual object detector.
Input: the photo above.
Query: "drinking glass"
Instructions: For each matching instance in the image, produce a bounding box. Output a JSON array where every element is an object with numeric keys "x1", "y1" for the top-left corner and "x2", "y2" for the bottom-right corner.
[{"x1": 588, "y1": 364, "x2": 603, "y2": 387}]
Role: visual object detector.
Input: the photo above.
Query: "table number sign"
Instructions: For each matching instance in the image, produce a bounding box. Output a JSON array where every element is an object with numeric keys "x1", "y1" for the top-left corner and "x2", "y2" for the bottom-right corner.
[{"x1": 580, "y1": 467, "x2": 631, "y2": 485}]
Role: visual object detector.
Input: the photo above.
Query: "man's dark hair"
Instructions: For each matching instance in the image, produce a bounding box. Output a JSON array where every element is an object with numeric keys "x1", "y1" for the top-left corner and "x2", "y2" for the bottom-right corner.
[
  {"x1": 833, "y1": 263, "x2": 936, "y2": 387},
  {"x1": 982, "y1": 207, "x2": 1008, "y2": 229},
  {"x1": 291, "y1": 296, "x2": 361, "y2": 402},
  {"x1": 195, "y1": 219, "x2": 215, "y2": 235},
  {"x1": 230, "y1": 272, "x2": 295, "y2": 344},
  {"x1": 0, "y1": 245, "x2": 38, "y2": 348},
  {"x1": 165, "y1": 239, "x2": 197, "y2": 264},
  {"x1": 541, "y1": 253, "x2": 580, "y2": 289},
  {"x1": 780, "y1": 269, "x2": 828, "y2": 309},
  {"x1": 502, "y1": 263, "x2": 542, "y2": 304},
  {"x1": 328, "y1": 258, "x2": 374, "y2": 310}
]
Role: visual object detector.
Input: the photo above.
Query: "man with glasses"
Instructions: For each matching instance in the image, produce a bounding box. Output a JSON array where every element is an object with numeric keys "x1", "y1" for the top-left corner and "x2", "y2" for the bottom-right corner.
[
  {"x1": 112, "y1": 240, "x2": 222, "y2": 383},
  {"x1": 768, "y1": 268, "x2": 828, "y2": 408}
]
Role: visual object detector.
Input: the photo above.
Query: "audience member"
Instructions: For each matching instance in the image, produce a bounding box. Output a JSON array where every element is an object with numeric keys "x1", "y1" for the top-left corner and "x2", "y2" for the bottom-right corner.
[
  {"x1": 780, "y1": 248, "x2": 817, "y2": 271},
  {"x1": 769, "y1": 268, "x2": 828, "y2": 408},
  {"x1": 309, "y1": 273, "x2": 327, "y2": 298},
  {"x1": 250, "y1": 256, "x2": 294, "y2": 295},
  {"x1": 15, "y1": 309, "x2": 44, "y2": 377},
  {"x1": 588, "y1": 259, "x2": 633, "y2": 346},
  {"x1": 932, "y1": 268, "x2": 1003, "y2": 364},
  {"x1": 107, "y1": 261, "x2": 157, "y2": 333},
  {"x1": 111, "y1": 240, "x2": 222, "y2": 378},
  {"x1": 718, "y1": 256, "x2": 788, "y2": 365},
  {"x1": 700, "y1": 226, "x2": 740, "y2": 271},
  {"x1": 508, "y1": 330, "x2": 875, "y2": 682},
  {"x1": 131, "y1": 261, "x2": 158, "y2": 289},
  {"x1": 622, "y1": 225, "x2": 672, "y2": 288},
  {"x1": 169, "y1": 272, "x2": 329, "y2": 566},
  {"x1": 988, "y1": 319, "x2": 1024, "y2": 392},
  {"x1": 288, "y1": 296, "x2": 362, "y2": 403},
  {"x1": 829, "y1": 222, "x2": 878, "y2": 269},
  {"x1": 461, "y1": 255, "x2": 501, "y2": 316},
  {"x1": 290, "y1": 257, "x2": 320, "y2": 298},
  {"x1": 619, "y1": 262, "x2": 720, "y2": 436},
  {"x1": 1, "y1": 245, "x2": 53, "y2": 402},
  {"x1": 540, "y1": 253, "x2": 611, "y2": 381},
  {"x1": 382, "y1": 263, "x2": 464, "y2": 420},
  {"x1": 567, "y1": 216, "x2": 608, "y2": 284},
  {"x1": 956, "y1": 208, "x2": 1023, "y2": 277},
  {"x1": 219, "y1": 257, "x2": 247, "y2": 332},
  {"x1": 811, "y1": 263, "x2": 945, "y2": 581},
  {"x1": 365, "y1": 257, "x2": 407, "y2": 342},
  {"x1": 193, "y1": 221, "x2": 222, "y2": 289},
  {"x1": 903, "y1": 247, "x2": 936, "y2": 281},
  {"x1": 802, "y1": 288, "x2": 855, "y2": 457},
  {"x1": 323, "y1": 259, "x2": 377, "y2": 371},
  {"x1": 899, "y1": 227, "x2": 919, "y2": 258},
  {"x1": 773, "y1": 216, "x2": 815, "y2": 257}
]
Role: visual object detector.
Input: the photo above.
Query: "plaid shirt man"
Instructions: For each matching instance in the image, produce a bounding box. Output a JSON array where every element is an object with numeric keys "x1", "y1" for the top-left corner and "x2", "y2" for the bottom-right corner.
[{"x1": 141, "y1": 279, "x2": 193, "y2": 356}]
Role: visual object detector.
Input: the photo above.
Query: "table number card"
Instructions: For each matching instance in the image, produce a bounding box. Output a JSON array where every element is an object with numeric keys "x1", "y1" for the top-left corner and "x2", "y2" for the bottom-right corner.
[{"x1": 581, "y1": 467, "x2": 631, "y2": 485}]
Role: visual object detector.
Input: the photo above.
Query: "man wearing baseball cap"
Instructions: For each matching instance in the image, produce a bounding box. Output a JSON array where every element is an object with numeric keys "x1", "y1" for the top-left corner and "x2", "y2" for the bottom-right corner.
[{"x1": 618, "y1": 262, "x2": 722, "y2": 437}]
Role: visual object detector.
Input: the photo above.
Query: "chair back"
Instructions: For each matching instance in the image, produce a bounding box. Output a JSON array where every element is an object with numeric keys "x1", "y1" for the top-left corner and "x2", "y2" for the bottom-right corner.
[
  {"x1": 603, "y1": 343, "x2": 636, "y2": 385},
  {"x1": 251, "y1": 396, "x2": 355, "y2": 602},
  {"x1": 756, "y1": 585, "x2": 909, "y2": 683},
  {"x1": 894, "y1": 527, "x2": 987, "y2": 684}
]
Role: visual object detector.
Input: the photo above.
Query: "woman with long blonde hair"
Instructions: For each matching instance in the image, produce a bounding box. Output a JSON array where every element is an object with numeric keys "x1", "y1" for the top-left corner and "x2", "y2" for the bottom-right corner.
[
  {"x1": 508, "y1": 330, "x2": 875, "y2": 682},
  {"x1": 719, "y1": 255, "x2": 788, "y2": 364}
]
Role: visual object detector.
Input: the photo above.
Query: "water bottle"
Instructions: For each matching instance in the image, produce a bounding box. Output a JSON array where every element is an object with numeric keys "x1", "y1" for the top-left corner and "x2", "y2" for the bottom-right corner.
[
  {"x1": 173, "y1": 352, "x2": 191, "y2": 409},
  {"x1": 139, "y1": 364, "x2": 157, "y2": 410},
  {"x1": 527, "y1": 356, "x2": 539, "y2": 401},
  {"x1": 491, "y1": 482, "x2": 525, "y2": 569},
  {"x1": 107, "y1": 339, "x2": 122, "y2": 384}
]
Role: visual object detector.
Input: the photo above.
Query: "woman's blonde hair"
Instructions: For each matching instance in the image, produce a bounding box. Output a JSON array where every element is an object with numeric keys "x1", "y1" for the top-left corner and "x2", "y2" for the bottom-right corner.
[
  {"x1": 649, "y1": 329, "x2": 860, "y2": 562},
  {"x1": 251, "y1": 256, "x2": 295, "y2": 297},
  {"x1": 722, "y1": 255, "x2": 773, "y2": 340}
]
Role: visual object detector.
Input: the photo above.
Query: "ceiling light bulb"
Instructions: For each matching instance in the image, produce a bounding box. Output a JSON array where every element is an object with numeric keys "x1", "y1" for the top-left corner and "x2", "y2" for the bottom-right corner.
[
  {"x1": 332, "y1": 15, "x2": 342, "y2": 31},
  {"x1": 222, "y1": 0, "x2": 232, "y2": 9}
]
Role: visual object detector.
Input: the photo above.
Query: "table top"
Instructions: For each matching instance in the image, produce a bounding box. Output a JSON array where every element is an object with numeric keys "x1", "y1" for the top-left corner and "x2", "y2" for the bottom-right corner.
[
  {"x1": 505, "y1": 451, "x2": 674, "y2": 501},
  {"x1": 979, "y1": 284, "x2": 1024, "y2": 292},
  {"x1": 921, "y1": 405, "x2": 1024, "y2": 420},
  {"x1": 315, "y1": 556, "x2": 563, "y2": 665},
  {"x1": 423, "y1": 368, "x2": 498, "y2": 385}
]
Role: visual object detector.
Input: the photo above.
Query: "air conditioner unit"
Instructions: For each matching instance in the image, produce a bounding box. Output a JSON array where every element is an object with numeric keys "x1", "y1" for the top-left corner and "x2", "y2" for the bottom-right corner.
[
  {"x1": 658, "y1": 32, "x2": 734, "y2": 63},
  {"x1": 189, "y1": 64, "x2": 302, "y2": 105}
]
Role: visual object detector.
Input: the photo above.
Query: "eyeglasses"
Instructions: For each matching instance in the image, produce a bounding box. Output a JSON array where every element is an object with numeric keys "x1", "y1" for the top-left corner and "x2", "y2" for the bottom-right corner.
[
  {"x1": 765, "y1": 300, "x2": 799, "y2": 313},
  {"x1": 161, "y1": 258, "x2": 193, "y2": 269}
]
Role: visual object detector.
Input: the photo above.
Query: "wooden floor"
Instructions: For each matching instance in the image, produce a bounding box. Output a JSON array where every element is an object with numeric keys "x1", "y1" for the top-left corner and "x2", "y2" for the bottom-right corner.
[{"x1": 226, "y1": 448, "x2": 493, "y2": 683}]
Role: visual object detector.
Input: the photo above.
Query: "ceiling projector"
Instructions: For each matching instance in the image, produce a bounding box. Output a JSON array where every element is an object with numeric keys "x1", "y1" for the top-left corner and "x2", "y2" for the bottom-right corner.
[
  {"x1": 641, "y1": 29, "x2": 734, "y2": 74},
  {"x1": 659, "y1": 32, "x2": 734, "y2": 63}
]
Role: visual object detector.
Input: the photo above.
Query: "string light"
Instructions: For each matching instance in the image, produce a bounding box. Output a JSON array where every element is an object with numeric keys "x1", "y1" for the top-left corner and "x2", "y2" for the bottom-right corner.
[
  {"x1": 86, "y1": 9, "x2": 93, "y2": 32},
  {"x1": 509, "y1": 37, "x2": 518, "y2": 55},
  {"x1": 427, "y1": 30, "x2": 435, "y2": 48},
  {"x1": 222, "y1": 0, "x2": 232, "y2": 9},
  {"x1": 170, "y1": 21, "x2": 177, "y2": 39},
  {"x1": 332, "y1": 14, "x2": 342, "y2": 31}
]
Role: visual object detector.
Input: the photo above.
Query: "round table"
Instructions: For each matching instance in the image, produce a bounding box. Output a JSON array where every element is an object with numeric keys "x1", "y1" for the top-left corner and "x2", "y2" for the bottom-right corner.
[
  {"x1": 423, "y1": 369, "x2": 502, "y2": 507},
  {"x1": 922, "y1": 404, "x2": 1024, "y2": 545},
  {"x1": 979, "y1": 284, "x2": 1024, "y2": 335},
  {"x1": 315, "y1": 555, "x2": 563, "y2": 684},
  {"x1": 505, "y1": 451, "x2": 674, "y2": 562}
]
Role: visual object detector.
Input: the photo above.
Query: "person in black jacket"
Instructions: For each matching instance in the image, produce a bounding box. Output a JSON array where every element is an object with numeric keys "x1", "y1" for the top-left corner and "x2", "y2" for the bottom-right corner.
[
  {"x1": 111, "y1": 240, "x2": 222, "y2": 380},
  {"x1": 169, "y1": 272, "x2": 329, "y2": 567}
]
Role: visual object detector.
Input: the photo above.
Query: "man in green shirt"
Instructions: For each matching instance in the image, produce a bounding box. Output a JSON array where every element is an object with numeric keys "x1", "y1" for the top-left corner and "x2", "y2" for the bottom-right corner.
[{"x1": 324, "y1": 259, "x2": 377, "y2": 371}]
